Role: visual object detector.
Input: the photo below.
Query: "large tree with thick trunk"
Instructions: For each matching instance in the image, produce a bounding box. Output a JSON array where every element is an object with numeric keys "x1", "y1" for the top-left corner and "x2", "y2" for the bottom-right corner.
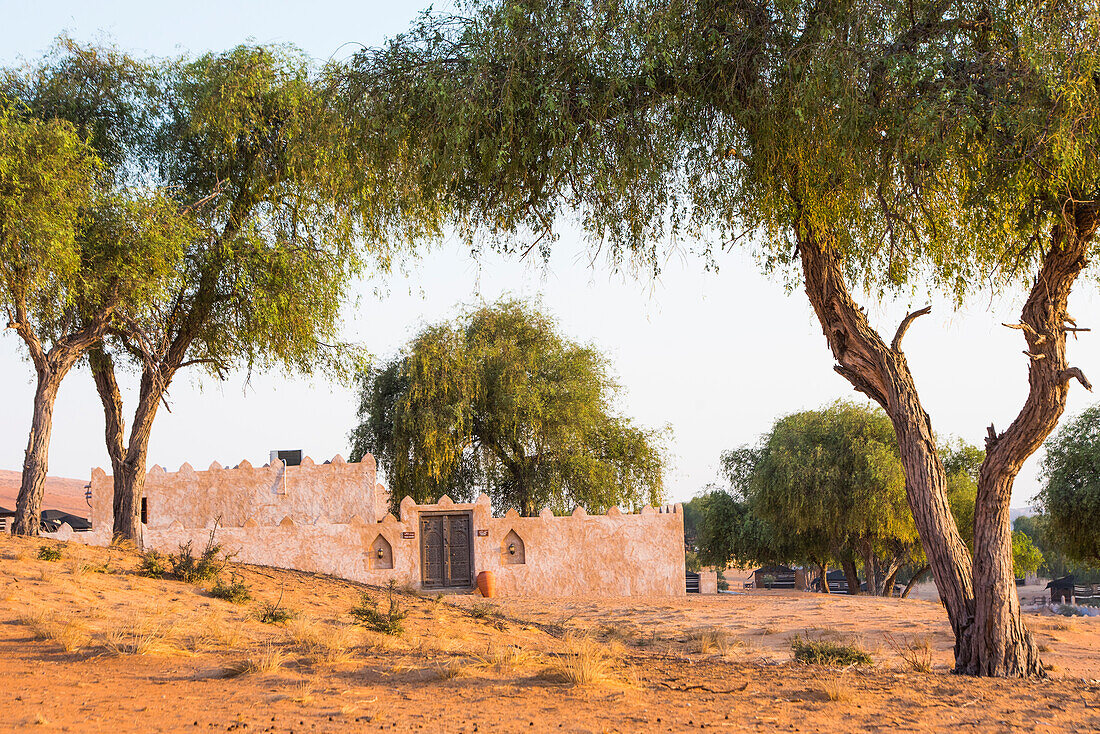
[
  {"x1": 340, "y1": 0, "x2": 1100, "y2": 675},
  {"x1": 0, "y1": 78, "x2": 187, "y2": 536},
  {"x1": 350, "y1": 299, "x2": 666, "y2": 516},
  {"x1": 7, "y1": 41, "x2": 423, "y2": 544}
]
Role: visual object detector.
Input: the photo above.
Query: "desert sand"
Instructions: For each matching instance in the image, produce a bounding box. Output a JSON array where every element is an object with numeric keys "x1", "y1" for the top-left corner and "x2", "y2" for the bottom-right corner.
[
  {"x1": 0, "y1": 470, "x2": 90, "y2": 516},
  {"x1": 0, "y1": 533, "x2": 1097, "y2": 733}
]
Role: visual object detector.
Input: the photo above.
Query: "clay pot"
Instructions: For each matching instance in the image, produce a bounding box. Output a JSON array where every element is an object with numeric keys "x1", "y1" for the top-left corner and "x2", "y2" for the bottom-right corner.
[{"x1": 476, "y1": 570, "x2": 496, "y2": 598}]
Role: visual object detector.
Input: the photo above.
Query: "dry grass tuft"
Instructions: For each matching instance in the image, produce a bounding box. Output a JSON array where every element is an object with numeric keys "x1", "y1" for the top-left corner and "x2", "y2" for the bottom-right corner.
[
  {"x1": 222, "y1": 646, "x2": 289, "y2": 678},
  {"x1": 19, "y1": 609, "x2": 89, "y2": 652},
  {"x1": 814, "y1": 673, "x2": 854, "y2": 702},
  {"x1": 687, "y1": 626, "x2": 742, "y2": 656},
  {"x1": 435, "y1": 657, "x2": 477, "y2": 680},
  {"x1": 540, "y1": 635, "x2": 621, "y2": 688},
  {"x1": 477, "y1": 643, "x2": 543, "y2": 672},
  {"x1": 101, "y1": 620, "x2": 180, "y2": 656},
  {"x1": 885, "y1": 633, "x2": 933, "y2": 673},
  {"x1": 287, "y1": 679, "x2": 317, "y2": 704},
  {"x1": 286, "y1": 617, "x2": 358, "y2": 665}
]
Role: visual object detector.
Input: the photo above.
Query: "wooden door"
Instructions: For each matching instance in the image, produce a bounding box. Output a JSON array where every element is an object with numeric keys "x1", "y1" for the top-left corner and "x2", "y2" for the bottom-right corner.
[{"x1": 420, "y1": 513, "x2": 472, "y2": 588}]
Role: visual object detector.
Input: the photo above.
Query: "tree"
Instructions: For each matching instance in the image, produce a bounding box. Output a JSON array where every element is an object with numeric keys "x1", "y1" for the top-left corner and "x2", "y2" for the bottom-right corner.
[
  {"x1": 0, "y1": 93, "x2": 185, "y2": 536},
  {"x1": 6, "y1": 41, "x2": 413, "y2": 543},
  {"x1": 1037, "y1": 405, "x2": 1100, "y2": 567},
  {"x1": 1012, "y1": 531, "x2": 1044, "y2": 579},
  {"x1": 341, "y1": 0, "x2": 1100, "y2": 675},
  {"x1": 350, "y1": 300, "x2": 666, "y2": 515}
]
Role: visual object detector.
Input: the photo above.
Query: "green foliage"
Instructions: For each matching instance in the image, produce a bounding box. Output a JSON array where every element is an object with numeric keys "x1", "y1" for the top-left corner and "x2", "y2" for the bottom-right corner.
[
  {"x1": 350, "y1": 583, "x2": 406, "y2": 635},
  {"x1": 1012, "y1": 531, "x2": 1044, "y2": 579},
  {"x1": 695, "y1": 404, "x2": 978, "y2": 593},
  {"x1": 0, "y1": 107, "x2": 98, "y2": 322},
  {"x1": 1038, "y1": 405, "x2": 1100, "y2": 567},
  {"x1": 36, "y1": 545, "x2": 62, "y2": 562},
  {"x1": 351, "y1": 299, "x2": 666, "y2": 515},
  {"x1": 255, "y1": 598, "x2": 295, "y2": 625},
  {"x1": 791, "y1": 637, "x2": 873, "y2": 667},
  {"x1": 210, "y1": 575, "x2": 252, "y2": 604},
  {"x1": 168, "y1": 537, "x2": 226, "y2": 584},
  {"x1": 138, "y1": 529, "x2": 232, "y2": 583},
  {"x1": 137, "y1": 550, "x2": 168, "y2": 579},
  {"x1": 1, "y1": 55, "x2": 191, "y2": 352},
  {"x1": 345, "y1": 1, "x2": 1100, "y2": 297}
]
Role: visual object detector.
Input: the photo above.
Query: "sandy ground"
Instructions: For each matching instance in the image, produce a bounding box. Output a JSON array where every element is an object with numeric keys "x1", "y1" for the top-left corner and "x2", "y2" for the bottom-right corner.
[{"x1": 0, "y1": 534, "x2": 1098, "y2": 733}]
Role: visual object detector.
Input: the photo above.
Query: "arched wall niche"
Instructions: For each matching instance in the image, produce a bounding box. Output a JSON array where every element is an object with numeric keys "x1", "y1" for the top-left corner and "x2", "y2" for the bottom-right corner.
[
  {"x1": 502, "y1": 529, "x2": 525, "y2": 564},
  {"x1": 370, "y1": 534, "x2": 393, "y2": 569}
]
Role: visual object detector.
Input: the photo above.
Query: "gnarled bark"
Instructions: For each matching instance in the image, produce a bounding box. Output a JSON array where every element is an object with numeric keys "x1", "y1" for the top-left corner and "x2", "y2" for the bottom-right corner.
[
  {"x1": 90, "y1": 342, "x2": 181, "y2": 546},
  {"x1": 956, "y1": 204, "x2": 1098, "y2": 677},
  {"x1": 10, "y1": 308, "x2": 113, "y2": 536},
  {"x1": 797, "y1": 228, "x2": 978, "y2": 666}
]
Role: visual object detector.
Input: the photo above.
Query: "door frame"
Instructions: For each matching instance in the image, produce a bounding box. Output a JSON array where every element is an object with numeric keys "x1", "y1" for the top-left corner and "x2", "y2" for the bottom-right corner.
[{"x1": 418, "y1": 510, "x2": 475, "y2": 589}]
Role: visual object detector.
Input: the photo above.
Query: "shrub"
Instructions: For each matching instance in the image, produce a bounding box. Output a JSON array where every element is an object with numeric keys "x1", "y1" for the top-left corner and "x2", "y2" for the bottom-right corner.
[
  {"x1": 169, "y1": 535, "x2": 225, "y2": 583},
  {"x1": 137, "y1": 550, "x2": 168, "y2": 579},
  {"x1": 350, "y1": 582, "x2": 406, "y2": 635},
  {"x1": 256, "y1": 597, "x2": 295, "y2": 625},
  {"x1": 210, "y1": 575, "x2": 251, "y2": 604},
  {"x1": 791, "y1": 636, "x2": 873, "y2": 667},
  {"x1": 36, "y1": 546, "x2": 62, "y2": 562}
]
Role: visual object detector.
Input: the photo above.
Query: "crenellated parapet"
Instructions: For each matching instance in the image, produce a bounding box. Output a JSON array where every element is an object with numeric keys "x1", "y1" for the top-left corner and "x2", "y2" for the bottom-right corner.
[
  {"x1": 79, "y1": 463, "x2": 685, "y2": 597},
  {"x1": 88, "y1": 454, "x2": 383, "y2": 533}
]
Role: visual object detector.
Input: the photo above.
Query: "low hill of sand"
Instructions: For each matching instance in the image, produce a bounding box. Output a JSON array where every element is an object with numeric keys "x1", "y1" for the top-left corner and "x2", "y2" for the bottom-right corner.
[
  {"x1": 0, "y1": 534, "x2": 1097, "y2": 732},
  {"x1": 0, "y1": 469, "x2": 89, "y2": 517}
]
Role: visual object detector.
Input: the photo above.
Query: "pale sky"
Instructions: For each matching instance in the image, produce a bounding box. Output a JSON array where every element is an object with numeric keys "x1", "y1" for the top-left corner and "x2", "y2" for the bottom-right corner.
[{"x1": 3, "y1": 0, "x2": 1098, "y2": 510}]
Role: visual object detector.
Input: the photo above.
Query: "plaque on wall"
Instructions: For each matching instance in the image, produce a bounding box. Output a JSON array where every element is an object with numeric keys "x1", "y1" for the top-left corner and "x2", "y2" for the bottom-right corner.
[
  {"x1": 401, "y1": 531, "x2": 415, "y2": 539},
  {"x1": 476, "y1": 529, "x2": 489, "y2": 536}
]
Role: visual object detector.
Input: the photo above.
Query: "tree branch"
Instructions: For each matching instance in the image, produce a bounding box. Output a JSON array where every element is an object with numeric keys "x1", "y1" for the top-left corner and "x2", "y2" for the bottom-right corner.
[
  {"x1": 1058, "y1": 367, "x2": 1093, "y2": 391},
  {"x1": 892, "y1": 306, "x2": 932, "y2": 352}
]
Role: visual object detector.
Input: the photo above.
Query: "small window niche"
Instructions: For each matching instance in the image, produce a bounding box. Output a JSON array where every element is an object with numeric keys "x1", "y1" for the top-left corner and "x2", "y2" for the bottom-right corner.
[
  {"x1": 502, "y1": 529, "x2": 525, "y2": 564},
  {"x1": 370, "y1": 534, "x2": 393, "y2": 570}
]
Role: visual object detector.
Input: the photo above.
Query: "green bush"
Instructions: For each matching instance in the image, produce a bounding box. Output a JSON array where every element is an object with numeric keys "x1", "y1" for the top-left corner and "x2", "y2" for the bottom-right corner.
[
  {"x1": 169, "y1": 537, "x2": 225, "y2": 583},
  {"x1": 256, "y1": 598, "x2": 294, "y2": 625},
  {"x1": 210, "y1": 575, "x2": 252, "y2": 604},
  {"x1": 791, "y1": 636, "x2": 873, "y2": 666},
  {"x1": 36, "y1": 545, "x2": 63, "y2": 562},
  {"x1": 350, "y1": 582, "x2": 407, "y2": 635},
  {"x1": 137, "y1": 550, "x2": 168, "y2": 578}
]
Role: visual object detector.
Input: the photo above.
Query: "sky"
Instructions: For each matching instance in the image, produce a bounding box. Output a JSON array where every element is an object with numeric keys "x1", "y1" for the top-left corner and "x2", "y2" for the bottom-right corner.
[{"x1": 3, "y1": 0, "x2": 1099, "y2": 510}]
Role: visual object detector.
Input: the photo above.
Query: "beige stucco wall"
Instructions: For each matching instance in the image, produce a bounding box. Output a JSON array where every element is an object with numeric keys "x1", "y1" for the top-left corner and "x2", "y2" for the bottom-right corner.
[{"x1": 70, "y1": 457, "x2": 685, "y2": 597}]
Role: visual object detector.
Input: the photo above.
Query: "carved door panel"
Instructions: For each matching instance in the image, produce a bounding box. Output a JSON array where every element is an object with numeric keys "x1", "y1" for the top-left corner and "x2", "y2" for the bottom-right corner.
[
  {"x1": 445, "y1": 514, "x2": 472, "y2": 587},
  {"x1": 420, "y1": 515, "x2": 445, "y2": 587},
  {"x1": 420, "y1": 513, "x2": 472, "y2": 588}
]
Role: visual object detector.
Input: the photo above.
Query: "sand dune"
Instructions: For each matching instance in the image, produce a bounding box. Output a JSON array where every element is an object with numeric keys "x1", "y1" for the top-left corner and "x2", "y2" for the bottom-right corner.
[{"x1": 0, "y1": 469, "x2": 89, "y2": 517}]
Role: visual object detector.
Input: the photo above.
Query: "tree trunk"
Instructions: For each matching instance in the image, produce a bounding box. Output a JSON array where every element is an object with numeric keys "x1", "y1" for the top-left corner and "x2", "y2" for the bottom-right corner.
[
  {"x1": 955, "y1": 205, "x2": 1097, "y2": 677},
  {"x1": 841, "y1": 557, "x2": 861, "y2": 595},
  {"x1": 12, "y1": 370, "x2": 63, "y2": 536},
  {"x1": 797, "y1": 230, "x2": 979, "y2": 664},
  {"x1": 883, "y1": 563, "x2": 901, "y2": 597},
  {"x1": 819, "y1": 562, "x2": 830, "y2": 594},
  {"x1": 89, "y1": 348, "x2": 173, "y2": 547},
  {"x1": 902, "y1": 565, "x2": 930, "y2": 599}
]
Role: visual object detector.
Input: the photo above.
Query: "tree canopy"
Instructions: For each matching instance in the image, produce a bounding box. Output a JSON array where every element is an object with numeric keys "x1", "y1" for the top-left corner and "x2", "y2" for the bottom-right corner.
[
  {"x1": 1037, "y1": 404, "x2": 1100, "y2": 567},
  {"x1": 342, "y1": 0, "x2": 1100, "y2": 675},
  {"x1": 0, "y1": 81, "x2": 188, "y2": 534},
  {"x1": 350, "y1": 300, "x2": 666, "y2": 516},
  {"x1": 692, "y1": 405, "x2": 979, "y2": 597},
  {"x1": 3, "y1": 39, "x2": 424, "y2": 541}
]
